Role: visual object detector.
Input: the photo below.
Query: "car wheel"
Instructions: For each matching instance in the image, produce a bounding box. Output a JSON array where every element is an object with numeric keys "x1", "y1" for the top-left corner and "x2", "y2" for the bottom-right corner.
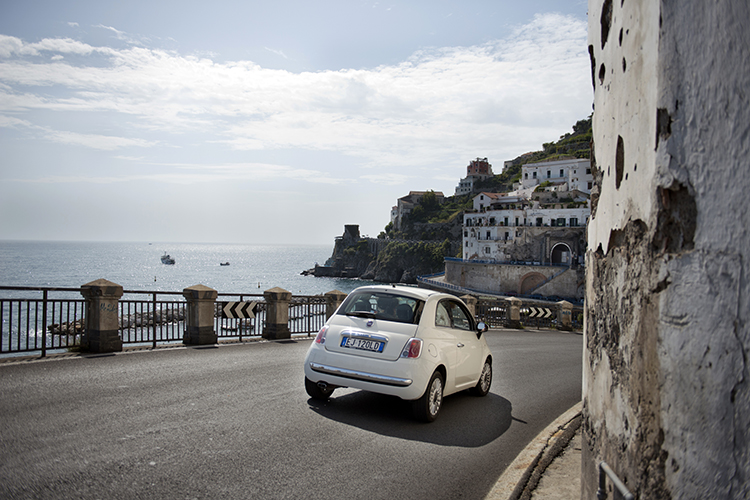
[
  {"x1": 305, "y1": 377, "x2": 334, "y2": 401},
  {"x1": 469, "y1": 359, "x2": 492, "y2": 397},
  {"x1": 413, "y1": 371, "x2": 444, "y2": 422}
]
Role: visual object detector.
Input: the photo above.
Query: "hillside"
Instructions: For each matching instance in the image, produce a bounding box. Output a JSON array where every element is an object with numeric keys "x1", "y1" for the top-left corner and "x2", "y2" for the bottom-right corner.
[
  {"x1": 473, "y1": 115, "x2": 592, "y2": 194},
  {"x1": 388, "y1": 114, "x2": 592, "y2": 240},
  {"x1": 314, "y1": 115, "x2": 592, "y2": 283}
]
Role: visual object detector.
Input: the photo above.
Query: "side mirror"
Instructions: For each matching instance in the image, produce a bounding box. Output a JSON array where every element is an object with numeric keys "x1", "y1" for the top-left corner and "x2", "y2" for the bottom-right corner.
[{"x1": 476, "y1": 321, "x2": 488, "y2": 338}]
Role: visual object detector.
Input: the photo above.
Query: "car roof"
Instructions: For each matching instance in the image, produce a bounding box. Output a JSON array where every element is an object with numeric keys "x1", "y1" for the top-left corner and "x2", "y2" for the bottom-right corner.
[{"x1": 348, "y1": 285, "x2": 451, "y2": 301}]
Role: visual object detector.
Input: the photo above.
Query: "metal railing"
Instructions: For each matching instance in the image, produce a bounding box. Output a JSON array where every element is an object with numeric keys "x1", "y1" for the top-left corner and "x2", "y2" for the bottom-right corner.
[
  {"x1": 597, "y1": 461, "x2": 634, "y2": 500},
  {"x1": 2, "y1": 283, "x2": 579, "y2": 358},
  {"x1": 0, "y1": 287, "x2": 86, "y2": 357},
  {"x1": 475, "y1": 299, "x2": 507, "y2": 328},
  {"x1": 1, "y1": 286, "x2": 328, "y2": 357}
]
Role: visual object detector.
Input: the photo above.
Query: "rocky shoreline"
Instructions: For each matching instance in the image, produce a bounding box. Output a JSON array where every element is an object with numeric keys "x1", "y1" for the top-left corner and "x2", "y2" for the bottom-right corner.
[{"x1": 302, "y1": 225, "x2": 459, "y2": 284}]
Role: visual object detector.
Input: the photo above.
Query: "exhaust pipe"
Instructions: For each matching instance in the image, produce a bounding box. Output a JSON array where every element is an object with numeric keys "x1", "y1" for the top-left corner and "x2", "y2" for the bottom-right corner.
[{"x1": 317, "y1": 381, "x2": 329, "y2": 391}]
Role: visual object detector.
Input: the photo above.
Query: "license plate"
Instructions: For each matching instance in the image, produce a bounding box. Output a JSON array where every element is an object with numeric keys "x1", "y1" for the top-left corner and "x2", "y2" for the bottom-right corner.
[{"x1": 341, "y1": 336, "x2": 384, "y2": 352}]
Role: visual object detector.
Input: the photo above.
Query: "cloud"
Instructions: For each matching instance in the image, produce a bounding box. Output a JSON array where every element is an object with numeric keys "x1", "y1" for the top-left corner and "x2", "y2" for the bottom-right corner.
[
  {"x1": 17, "y1": 161, "x2": 348, "y2": 185},
  {"x1": 45, "y1": 129, "x2": 158, "y2": 150},
  {"x1": 0, "y1": 13, "x2": 591, "y2": 182},
  {"x1": 264, "y1": 47, "x2": 289, "y2": 59}
]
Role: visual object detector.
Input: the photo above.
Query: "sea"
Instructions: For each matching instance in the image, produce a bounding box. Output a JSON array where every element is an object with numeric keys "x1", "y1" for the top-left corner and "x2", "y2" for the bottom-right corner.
[{"x1": 0, "y1": 240, "x2": 373, "y2": 296}]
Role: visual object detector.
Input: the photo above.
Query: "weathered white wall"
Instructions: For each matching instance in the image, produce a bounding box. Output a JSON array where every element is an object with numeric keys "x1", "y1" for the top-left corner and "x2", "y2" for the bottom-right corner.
[{"x1": 584, "y1": 0, "x2": 749, "y2": 498}]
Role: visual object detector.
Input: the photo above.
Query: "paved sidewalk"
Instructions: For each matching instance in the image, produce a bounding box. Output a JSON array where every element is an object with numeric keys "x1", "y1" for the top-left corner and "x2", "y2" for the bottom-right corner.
[{"x1": 485, "y1": 402, "x2": 582, "y2": 500}]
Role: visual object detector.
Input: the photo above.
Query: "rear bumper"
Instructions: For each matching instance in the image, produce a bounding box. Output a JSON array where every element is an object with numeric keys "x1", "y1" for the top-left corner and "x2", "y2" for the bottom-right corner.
[
  {"x1": 304, "y1": 345, "x2": 431, "y2": 400},
  {"x1": 309, "y1": 362, "x2": 413, "y2": 387}
]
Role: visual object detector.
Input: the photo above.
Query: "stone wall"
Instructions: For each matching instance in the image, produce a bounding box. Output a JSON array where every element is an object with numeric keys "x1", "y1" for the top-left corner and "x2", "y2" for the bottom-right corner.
[
  {"x1": 584, "y1": 0, "x2": 749, "y2": 498},
  {"x1": 444, "y1": 259, "x2": 584, "y2": 300}
]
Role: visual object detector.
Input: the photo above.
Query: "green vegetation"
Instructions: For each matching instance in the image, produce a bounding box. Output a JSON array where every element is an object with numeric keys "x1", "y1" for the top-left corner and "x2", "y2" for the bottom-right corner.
[
  {"x1": 379, "y1": 115, "x2": 592, "y2": 242},
  {"x1": 379, "y1": 239, "x2": 453, "y2": 271}
]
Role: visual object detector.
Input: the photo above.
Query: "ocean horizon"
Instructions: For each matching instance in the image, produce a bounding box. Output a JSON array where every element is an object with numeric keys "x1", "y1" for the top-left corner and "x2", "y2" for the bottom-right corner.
[{"x1": 0, "y1": 240, "x2": 372, "y2": 296}]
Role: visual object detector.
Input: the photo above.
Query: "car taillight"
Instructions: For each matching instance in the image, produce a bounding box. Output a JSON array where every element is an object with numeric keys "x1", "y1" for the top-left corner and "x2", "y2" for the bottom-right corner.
[
  {"x1": 401, "y1": 338, "x2": 422, "y2": 358},
  {"x1": 314, "y1": 325, "x2": 328, "y2": 344}
]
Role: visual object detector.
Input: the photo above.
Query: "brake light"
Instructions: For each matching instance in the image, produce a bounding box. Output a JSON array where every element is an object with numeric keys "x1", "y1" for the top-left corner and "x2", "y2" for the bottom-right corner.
[
  {"x1": 401, "y1": 338, "x2": 422, "y2": 358},
  {"x1": 314, "y1": 325, "x2": 328, "y2": 344}
]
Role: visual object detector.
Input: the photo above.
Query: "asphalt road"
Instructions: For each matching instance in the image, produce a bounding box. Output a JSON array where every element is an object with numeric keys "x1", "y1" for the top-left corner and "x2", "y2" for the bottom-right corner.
[{"x1": 0, "y1": 329, "x2": 582, "y2": 500}]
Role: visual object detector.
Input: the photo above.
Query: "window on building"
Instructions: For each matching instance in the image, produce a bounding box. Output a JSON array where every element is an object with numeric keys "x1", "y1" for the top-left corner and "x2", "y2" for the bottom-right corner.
[
  {"x1": 557, "y1": 217, "x2": 566, "y2": 226},
  {"x1": 588, "y1": 182, "x2": 593, "y2": 190},
  {"x1": 536, "y1": 217, "x2": 543, "y2": 227},
  {"x1": 505, "y1": 232, "x2": 509, "y2": 240},
  {"x1": 525, "y1": 173, "x2": 528, "y2": 179},
  {"x1": 489, "y1": 217, "x2": 495, "y2": 226},
  {"x1": 504, "y1": 217, "x2": 508, "y2": 226},
  {"x1": 486, "y1": 231, "x2": 491, "y2": 240},
  {"x1": 586, "y1": 168, "x2": 591, "y2": 174},
  {"x1": 515, "y1": 217, "x2": 519, "y2": 227},
  {"x1": 547, "y1": 170, "x2": 551, "y2": 178},
  {"x1": 560, "y1": 169, "x2": 564, "y2": 177},
  {"x1": 570, "y1": 218, "x2": 578, "y2": 227},
  {"x1": 533, "y1": 172, "x2": 537, "y2": 179},
  {"x1": 484, "y1": 247, "x2": 490, "y2": 254}
]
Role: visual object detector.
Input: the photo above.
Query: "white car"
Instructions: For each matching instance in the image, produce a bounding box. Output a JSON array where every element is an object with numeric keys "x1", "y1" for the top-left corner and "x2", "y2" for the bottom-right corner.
[{"x1": 303, "y1": 285, "x2": 492, "y2": 422}]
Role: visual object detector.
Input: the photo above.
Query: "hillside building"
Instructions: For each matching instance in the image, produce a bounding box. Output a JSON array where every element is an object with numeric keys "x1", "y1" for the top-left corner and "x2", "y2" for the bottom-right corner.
[
  {"x1": 391, "y1": 190, "x2": 445, "y2": 231},
  {"x1": 519, "y1": 158, "x2": 592, "y2": 194},
  {"x1": 454, "y1": 157, "x2": 494, "y2": 196}
]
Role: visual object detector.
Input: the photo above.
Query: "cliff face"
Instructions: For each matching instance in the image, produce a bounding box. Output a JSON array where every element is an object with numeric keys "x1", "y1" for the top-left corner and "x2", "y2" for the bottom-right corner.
[
  {"x1": 360, "y1": 240, "x2": 457, "y2": 283},
  {"x1": 311, "y1": 225, "x2": 458, "y2": 284}
]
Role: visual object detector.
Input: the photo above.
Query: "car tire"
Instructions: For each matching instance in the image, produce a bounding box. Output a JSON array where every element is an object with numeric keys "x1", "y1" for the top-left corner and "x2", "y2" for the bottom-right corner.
[
  {"x1": 305, "y1": 377, "x2": 334, "y2": 401},
  {"x1": 413, "y1": 371, "x2": 444, "y2": 422},
  {"x1": 469, "y1": 359, "x2": 492, "y2": 397}
]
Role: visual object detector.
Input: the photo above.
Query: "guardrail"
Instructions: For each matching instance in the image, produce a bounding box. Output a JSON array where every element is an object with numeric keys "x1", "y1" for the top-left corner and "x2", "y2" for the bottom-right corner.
[
  {"x1": 1, "y1": 282, "x2": 579, "y2": 359},
  {"x1": 0, "y1": 286, "x2": 330, "y2": 357},
  {"x1": 0, "y1": 287, "x2": 85, "y2": 357},
  {"x1": 444, "y1": 257, "x2": 570, "y2": 267},
  {"x1": 597, "y1": 461, "x2": 634, "y2": 500}
]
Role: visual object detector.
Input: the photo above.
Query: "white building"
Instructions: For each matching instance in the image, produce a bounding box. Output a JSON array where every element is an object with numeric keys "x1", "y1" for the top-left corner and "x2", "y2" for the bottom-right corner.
[
  {"x1": 520, "y1": 158, "x2": 592, "y2": 193},
  {"x1": 463, "y1": 199, "x2": 590, "y2": 263}
]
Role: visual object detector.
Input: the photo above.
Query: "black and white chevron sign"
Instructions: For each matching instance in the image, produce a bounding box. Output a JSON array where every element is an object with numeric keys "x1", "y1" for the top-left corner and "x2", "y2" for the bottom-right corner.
[
  {"x1": 221, "y1": 301, "x2": 257, "y2": 319},
  {"x1": 528, "y1": 307, "x2": 553, "y2": 318}
]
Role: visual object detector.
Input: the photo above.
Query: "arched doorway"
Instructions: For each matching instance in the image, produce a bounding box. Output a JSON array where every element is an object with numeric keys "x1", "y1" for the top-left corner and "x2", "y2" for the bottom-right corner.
[{"x1": 551, "y1": 243, "x2": 573, "y2": 265}]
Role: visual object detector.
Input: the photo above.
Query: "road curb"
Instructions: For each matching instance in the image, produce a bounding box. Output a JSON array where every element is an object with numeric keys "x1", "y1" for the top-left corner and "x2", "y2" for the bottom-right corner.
[{"x1": 485, "y1": 401, "x2": 583, "y2": 500}]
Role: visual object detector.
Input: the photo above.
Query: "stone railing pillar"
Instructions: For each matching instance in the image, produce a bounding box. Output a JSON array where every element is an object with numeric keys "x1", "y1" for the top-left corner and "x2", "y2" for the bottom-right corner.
[
  {"x1": 263, "y1": 287, "x2": 292, "y2": 340},
  {"x1": 461, "y1": 294, "x2": 477, "y2": 318},
  {"x1": 81, "y1": 279, "x2": 124, "y2": 353},
  {"x1": 324, "y1": 290, "x2": 348, "y2": 320},
  {"x1": 557, "y1": 300, "x2": 573, "y2": 331},
  {"x1": 182, "y1": 284, "x2": 218, "y2": 345},
  {"x1": 506, "y1": 297, "x2": 523, "y2": 329}
]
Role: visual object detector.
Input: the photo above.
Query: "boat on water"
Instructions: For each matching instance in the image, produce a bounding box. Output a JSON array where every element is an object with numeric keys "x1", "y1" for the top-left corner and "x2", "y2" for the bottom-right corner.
[
  {"x1": 220, "y1": 262, "x2": 230, "y2": 266},
  {"x1": 161, "y1": 252, "x2": 175, "y2": 265}
]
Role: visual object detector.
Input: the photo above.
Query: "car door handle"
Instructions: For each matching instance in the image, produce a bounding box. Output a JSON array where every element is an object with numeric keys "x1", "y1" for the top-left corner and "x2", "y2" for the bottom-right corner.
[{"x1": 457, "y1": 343, "x2": 465, "y2": 348}]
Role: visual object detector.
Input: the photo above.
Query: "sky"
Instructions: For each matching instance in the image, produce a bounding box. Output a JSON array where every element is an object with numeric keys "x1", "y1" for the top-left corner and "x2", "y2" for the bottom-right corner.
[{"x1": 0, "y1": 0, "x2": 592, "y2": 246}]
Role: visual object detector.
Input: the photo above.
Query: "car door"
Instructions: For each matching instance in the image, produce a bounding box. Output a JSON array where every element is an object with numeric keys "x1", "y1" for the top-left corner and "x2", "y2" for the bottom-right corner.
[{"x1": 435, "y1": 299, "x2": 484, "y2": 390}]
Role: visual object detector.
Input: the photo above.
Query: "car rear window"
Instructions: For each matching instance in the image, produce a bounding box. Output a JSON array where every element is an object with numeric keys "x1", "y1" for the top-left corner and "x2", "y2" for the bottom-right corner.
[{"x1": 339, "y1": 291, "x2": 423, "y2": 324}]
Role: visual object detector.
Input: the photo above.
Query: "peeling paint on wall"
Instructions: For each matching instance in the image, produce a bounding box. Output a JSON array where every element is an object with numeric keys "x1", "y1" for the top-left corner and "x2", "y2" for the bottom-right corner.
[{"x1": 584, "y1": 0, "x2": 750, "y2": 498}]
